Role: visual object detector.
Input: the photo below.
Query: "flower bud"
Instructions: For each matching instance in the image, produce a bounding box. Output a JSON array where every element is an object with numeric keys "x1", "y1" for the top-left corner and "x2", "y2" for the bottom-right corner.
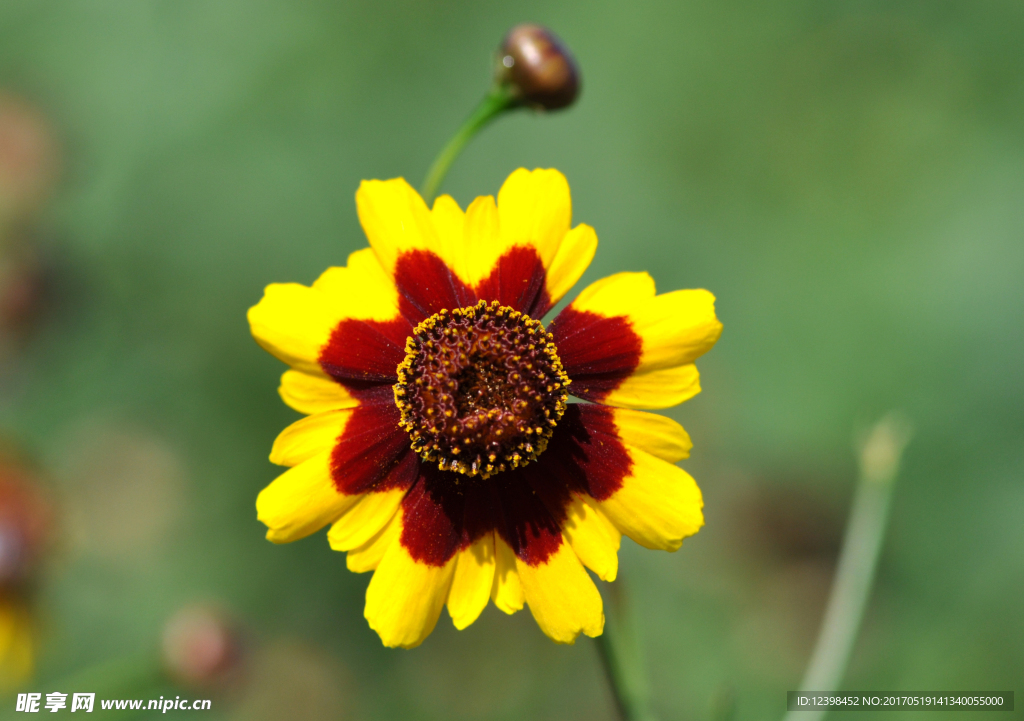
[
  {"x1": 162, "y1": 604, "x2": 245, "y2": 689},
  {"x1": 496, "y1": 24, "x2": 580, "y2": 111},
  {"x1": 0, "y1": 247, "x2": 49, "y2": 337},
  {"x1": 0, "y1": 94, "x2": 58, "y2": 222}
]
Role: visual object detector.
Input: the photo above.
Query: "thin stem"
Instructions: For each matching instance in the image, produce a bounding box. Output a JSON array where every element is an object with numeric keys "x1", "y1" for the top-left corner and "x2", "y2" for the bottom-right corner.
[
  {"x1": 595, "y1": 579, "x2": 657, "y2": 721},
  {"x1": 420, "y1": 86, "x2": 516, "y2": 204},
  {"x1": 784, "y1": 413, "x2": 911, "y2": 721}
]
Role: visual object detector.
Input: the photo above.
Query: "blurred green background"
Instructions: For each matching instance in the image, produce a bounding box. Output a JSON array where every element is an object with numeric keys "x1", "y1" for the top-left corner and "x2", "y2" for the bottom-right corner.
[{"x1": 0, "y1": 0, "x2": 1021, "y2": 718}]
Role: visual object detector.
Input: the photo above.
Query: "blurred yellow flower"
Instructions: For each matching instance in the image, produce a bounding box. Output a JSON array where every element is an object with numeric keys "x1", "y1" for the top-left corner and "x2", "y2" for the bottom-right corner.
[
  {"x1": 0, "y1": 460, "x2": 49, "y2": 687},
  {"x1": 0, "y1": 599, "x2": 32, "y2": 687}
]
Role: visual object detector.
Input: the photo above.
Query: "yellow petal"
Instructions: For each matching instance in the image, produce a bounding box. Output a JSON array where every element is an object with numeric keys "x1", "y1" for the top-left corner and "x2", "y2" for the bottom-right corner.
[
  {"x1": 516, "y1": 537, "x2": 604, "y2": 644},
  {"x1": 327, "y1": 487, "x2": 405, "y2": 552},
  {"x1": 600, "y1": 364, "x2": 702, "y2": 411},
  {"x1": 346, "y1": 512, "x2": 401, "y2": 573},
  {"x1": 596, "y1": 446, "x2": 704, "y2": 551},
  {"x1": 569, "y1": 271, "x2": 655, "y2": 316},
  {"x1": 545, "y1": 223, "x2": 597, "y2": 304},
  {"x1": 248, "y1": 249, "x2": 401, "y2": 375},
  {"x1": 269, "y1": 409, "x2": 351, "y2": 467},
  {"x1": 279, "y1": 370, "x2": 357, "y2": 414},
  {"x1": 446, "y1": 534, "x2": 496, "y2": 630},
  {"x1": 562, "y1": 495, "x2": 621, "y2": 582},
  {"x1": 365, "y1": 517, "x2": 456, "y2": 648},
  {"x1": 461, "y1": 195, "x2": 502, "y2": 284},
  {"x1": 379, "y1": 169, "x2": 595, "y2": 305},
  {"x1": 611, "y1": 408, "x2": 692, "y2": 463},
  {"x1": 356, "y1": 178, "x2": 440, "y2": 276},
  {"x1": 563, "y1": 272, "x2": 721, "y2": 373},
  {"x1": 496, "y1": 168, "x2": 571, "y2": 268},
  {"x1": 430, "y1": 194, "x2": 468, "y2": 280},
  {"x1": 355, "y1": 180, "x2": 500, "y2": 295},
  {"x1": 247, "y1": 283, "x2": 343, "y2": 376},
  {"x1": 256, "y1": 451, "x2": 360, "y2": 544},
  {"x1": 628, "y1": 288, "x2": 722, "y2": 372},
  {"x1": 311, "y1": 248, "x2": 399, "y2": 321},
  {"x1": 457, "y1": 168, "x2": 596, "y2": 298},
  {"x1": 490, "y1": 535, "x2": 525, "y2": 614}
]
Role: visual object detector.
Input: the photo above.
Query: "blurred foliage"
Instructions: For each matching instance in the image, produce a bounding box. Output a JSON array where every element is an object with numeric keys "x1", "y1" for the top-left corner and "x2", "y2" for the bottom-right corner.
[{"x1": 0, "y1": 0, "x2": 1021, "y2": 719}]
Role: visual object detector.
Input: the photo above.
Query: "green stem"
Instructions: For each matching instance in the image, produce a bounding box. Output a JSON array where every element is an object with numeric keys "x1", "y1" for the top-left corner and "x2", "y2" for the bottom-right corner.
[
  {"x1": 595, "y1": 579, "x2": 657, "y2": 721},
  {"x1": 420, "y1": 86, "x2": 516, "y2": 204},
  {"x1": 784, "y1": 413, "x2": 911, "y2": 721}
]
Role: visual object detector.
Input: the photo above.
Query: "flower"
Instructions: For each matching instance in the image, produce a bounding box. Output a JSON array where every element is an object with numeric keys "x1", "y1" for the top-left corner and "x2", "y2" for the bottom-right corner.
[
  {"x1": 0, "y1": 93, "x2": 59, "y2": 223},
  {"x1": 248, "y1": 168, "x2": 722, "y2": 648},
  {"x1": 0, "y1": 598, "x2": 32, "y2": 687},
  {"x1": 162, "y1": 604, "x2": 245, "y2": 689},
  {"x1": 0, "y1": 456, "x2": 49, "y2": 687}
]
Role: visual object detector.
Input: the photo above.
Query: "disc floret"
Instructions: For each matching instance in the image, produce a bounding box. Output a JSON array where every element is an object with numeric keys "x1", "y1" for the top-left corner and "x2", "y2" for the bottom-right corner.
[{"x1": 394, "y1": 300, "x2": 569, "y2": 478}]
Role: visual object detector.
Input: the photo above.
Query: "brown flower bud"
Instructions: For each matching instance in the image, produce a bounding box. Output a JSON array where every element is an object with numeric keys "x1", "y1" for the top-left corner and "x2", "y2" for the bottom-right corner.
[
  {"x1": 496, "y1": 25, "x2": 580, "y2": 111},
  {"x1": 0, "y1": 246, "x2": 49, "y2": 337},
  {"x1": 162, "y1": 604, "x2": 245, "y2": 689}
]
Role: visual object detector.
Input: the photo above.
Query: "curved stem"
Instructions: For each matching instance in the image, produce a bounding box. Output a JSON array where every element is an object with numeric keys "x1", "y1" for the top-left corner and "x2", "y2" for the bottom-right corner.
[
  {"x1": 784, "y1": 413, "x2": 911, "y2": 721},
  {"x1": 420, "y1": 86, "x2": 516, "y2": 204}
]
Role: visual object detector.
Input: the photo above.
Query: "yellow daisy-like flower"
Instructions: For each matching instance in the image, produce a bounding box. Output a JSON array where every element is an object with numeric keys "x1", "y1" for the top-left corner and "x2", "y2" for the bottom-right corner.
[
  {"x1": 248, "y1": 168, "x2": 722, "y2": 648},
  {"x1": 0, "y1": 466, "x2": 47, "y2": 687},
  {"x1": 0, "y1": 599, "x2": 33, "y2": 688}
]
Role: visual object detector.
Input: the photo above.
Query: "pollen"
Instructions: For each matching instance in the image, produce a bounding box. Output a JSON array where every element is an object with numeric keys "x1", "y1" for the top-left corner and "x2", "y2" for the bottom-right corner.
[{"x1": 393, "y1": 300, "x2": 570, "y2": 478}]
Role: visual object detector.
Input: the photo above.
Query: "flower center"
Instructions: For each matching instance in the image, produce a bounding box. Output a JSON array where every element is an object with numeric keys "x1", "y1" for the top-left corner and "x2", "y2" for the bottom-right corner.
[{"x1": 394, "y1": 300, "x2": 569, "y2": 478}]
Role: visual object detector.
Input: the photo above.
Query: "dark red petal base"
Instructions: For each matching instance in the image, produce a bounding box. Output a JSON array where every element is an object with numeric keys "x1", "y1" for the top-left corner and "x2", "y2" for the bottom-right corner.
[
  {"x1": 392, "y1": 247, "x2": 554, "y2": 324},
  {"x1": 316, "y1": 247, "x2": 639, "y2": 569},
  {"x1": 548, "y1": 306, "x2": 643, "y2": 403},
  {"x1": 397, "y1": 403, "x2": 633, "y2": 568},
  {"x1": 318, "y1": 247, "x2": 554, "y2": 398},
  {"x1": 329, "y1": 391, "x2": 417, "y2": 495},
  {"x1": 320, "y1": 318, "x2": 411, "y2": 394}
]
